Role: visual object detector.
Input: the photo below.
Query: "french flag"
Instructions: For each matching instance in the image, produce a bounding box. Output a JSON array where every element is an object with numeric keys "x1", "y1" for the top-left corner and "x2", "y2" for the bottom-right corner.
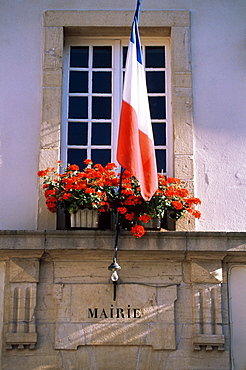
[{"x1": 117, "y1": 0, "x2": 158, "y2": 201}]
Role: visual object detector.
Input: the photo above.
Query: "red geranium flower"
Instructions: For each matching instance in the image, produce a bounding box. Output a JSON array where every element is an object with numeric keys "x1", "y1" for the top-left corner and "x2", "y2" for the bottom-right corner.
[
  {"x1": 172, "y1": 201, "x2": 183, "y2": 210},
  {"x1": 125, "y1": 212, "x2": 135, "y2": 221},
  {"x1": 117, "y1": 207, "x2": 127, "y2": 214},
  {"x1": 37, "y1": 159, "x2": 201, "y2": 229},
  {"x1": 68, "y1": 164, "x2": 79, "y2": 171},
  {"x1": 84, "y1": 159, "x2": 93, "y2": 166},
  {"x1": 138, "y1": 214, "x2": 152, "y2": 223},
  {"x1": 131, "y1": 225, "x2": 145, "y2": 238}
]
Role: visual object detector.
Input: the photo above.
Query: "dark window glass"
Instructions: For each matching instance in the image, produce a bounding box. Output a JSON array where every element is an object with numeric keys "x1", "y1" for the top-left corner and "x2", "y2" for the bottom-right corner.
[
  {"x1": 70, "y1": 46, "x2": 89, "y2": 68},
  {"x1": 68, "y1": 122, "x2": 87, "y2": 145},
  {"x1": 155, "y1": 149, "x2": 166, "y2": 173},
  {"x1": 123, "y1": 46, "x2": 128, "y2": 68},
  {"x1": 92, "y1": 72, "x2": 111, "y2": 93},
  {"x1": 145, "y1": 46, "x2": 165, "y2": 68},
  {"x1": 91, "y1": 149, "x2": 111, "y2": 166},
  {"x1": 92, "y1": 97, "x2": 111, "y2": 119},
  {"x1": 69, "y1": 71, "x2": 88, "y2": 93},
  {"x1": 149, "y1": 97, "x2": 166, "y2": 119},
  {"x1": 146, "y1": 71, "x2": 165, "y2": 93},
  {"x1": 68, "y1": 149, "x2": 87, "y2": 170},
  {"x1": 93, "y1": 46, "x2": 112, "y2": 68},
  {"x1": 92, "y1": 123, "x2": 111, "y2": 145},
  {"x1": 152, "y1": 123, "x2": 166, "y2": 146},
  {"x1": 69, "y1": 97, "x2": 88, "y2": 119}
]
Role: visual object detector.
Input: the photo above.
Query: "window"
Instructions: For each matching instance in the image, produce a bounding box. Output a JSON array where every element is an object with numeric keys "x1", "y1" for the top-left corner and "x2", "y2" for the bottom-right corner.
[
  {"x1": 62, "y1": 38, "x2": 172, "y2": 175},
  {"x1": 40, "y1": 10, "x2": 194, "y2": 231}
]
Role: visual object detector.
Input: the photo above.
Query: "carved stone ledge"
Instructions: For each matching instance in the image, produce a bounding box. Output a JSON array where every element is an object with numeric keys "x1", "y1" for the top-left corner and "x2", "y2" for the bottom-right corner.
[
  {"x1": 6, "y1": 333, "x2": 37, "y2": 350},
  {"x1": 193, "y1": 334, "x2": 225, "y2": 351}
]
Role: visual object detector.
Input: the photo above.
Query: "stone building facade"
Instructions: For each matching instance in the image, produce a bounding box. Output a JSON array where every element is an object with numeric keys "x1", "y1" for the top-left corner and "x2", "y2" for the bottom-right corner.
[
  {"x1": 1, "y1": 1, "x2": 246, "y2": 369},
  {"x1": 1, "y1": 230, "x2": 246, "y2": 369}
]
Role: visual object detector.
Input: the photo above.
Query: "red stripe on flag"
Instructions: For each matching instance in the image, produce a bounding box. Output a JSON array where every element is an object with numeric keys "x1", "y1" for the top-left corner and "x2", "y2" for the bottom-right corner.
[{"x1": 117, "y1": 100, "x2": 158, "y2": 201}]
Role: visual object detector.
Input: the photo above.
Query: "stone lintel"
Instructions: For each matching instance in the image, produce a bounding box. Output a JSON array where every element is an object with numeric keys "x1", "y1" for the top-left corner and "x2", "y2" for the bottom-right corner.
[{"x1": 44, "y1": 10, "x2": 190, "y2": 28}]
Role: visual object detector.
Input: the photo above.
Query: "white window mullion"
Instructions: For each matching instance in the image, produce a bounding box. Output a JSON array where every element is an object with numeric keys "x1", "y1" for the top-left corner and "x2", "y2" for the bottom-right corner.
[
  {"x1": 61, "y1": 43, "x2": 70, "y2": 167},
  {"x1": 165, "y1": 39, "x2": 172, "y2": 176},
  {"x1": 112, "y1": 40, "x2": 121, "y2": 165},
  {"x1": 87, "y1": 45, "x2": 93, "y2": 160}
]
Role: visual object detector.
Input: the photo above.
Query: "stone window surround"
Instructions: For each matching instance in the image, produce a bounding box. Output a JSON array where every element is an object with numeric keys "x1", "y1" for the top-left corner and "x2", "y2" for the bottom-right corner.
[{"x1": 38, "y1": 10, "x2": 194, "y2": 231}]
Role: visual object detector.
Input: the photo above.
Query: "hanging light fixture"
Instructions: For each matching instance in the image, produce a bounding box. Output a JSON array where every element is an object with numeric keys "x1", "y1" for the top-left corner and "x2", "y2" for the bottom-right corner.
[
  {"x1": 108, "y1": 258, "x2": 121, "y2": 281},
  {"x1": 108, "y1": 258, "x2": 121, "y2": 301}
]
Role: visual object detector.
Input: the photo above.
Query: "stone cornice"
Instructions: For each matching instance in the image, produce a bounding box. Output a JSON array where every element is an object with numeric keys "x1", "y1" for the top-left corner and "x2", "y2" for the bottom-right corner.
[{"x1": 0, "y1": 231, "x2": 245, "y2": 259}]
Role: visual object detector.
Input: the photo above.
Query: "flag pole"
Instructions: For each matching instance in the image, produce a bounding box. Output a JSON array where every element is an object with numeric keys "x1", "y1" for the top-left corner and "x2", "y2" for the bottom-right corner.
[
  {"x1": 108, "y1": 166, "x2": 124, "y2": 301},
  {"x1": 116, "y1": 0, "x2": 158, "y2": 201},
  {"x1": 109, "y1": 0, "x2": 158, "y2": 300}
]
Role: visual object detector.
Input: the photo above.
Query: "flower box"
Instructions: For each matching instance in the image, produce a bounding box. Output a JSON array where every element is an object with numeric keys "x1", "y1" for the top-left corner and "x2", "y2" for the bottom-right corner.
[
  {"x1": 70, "y1": 209, "x2": 99, "y2": 229},
  {"x1": 139, "y1": 217, "x2": 161, "y2": 230},
  {"x1": 38, "y1": 159, "x2": 201, "y2": 237}
]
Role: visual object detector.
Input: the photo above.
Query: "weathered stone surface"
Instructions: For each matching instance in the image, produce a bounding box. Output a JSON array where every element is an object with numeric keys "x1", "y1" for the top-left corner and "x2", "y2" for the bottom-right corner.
[
  {"x1": 0, "y1": 231, "x2": 239, "y2": 368},
  {"x1": 171, "y1": 26, "x2": 191, "y2": 73},
  {"x1": 54, "y1": 283, "x2": 177, "y2": 350},
  {"x1": 174, "y1": 156, "x2": 194, "y2": 180},
  {"x1": 43, "y1": 27, "x2": 63, "y2": 69},
  {"x1": 36, "y1": 284, "x2": 57, "y2": 323},
  {"x1": 172, "y1": 72, "x2": 192, "y2": 88},
  {"x1": 9, "y1": 260, "x2": 39, "y2": 283},
  {"x1": 173, "y1": 117, "x2": 193, "y2": 155},
  {"x1": 41, "y1": 87, "x2": 62, "y2": 149},
  {"x1": 176, "y1": 213, "x2": 195, "y2": 231},
  {"x1": 191, "y1": 260, "x2": 223, "y2": 283},
  {"x1": 43, "y1": 69, "x2": 62, "y2": 88},
  {"x1": 147, "y1": 323, "x2": 176, "y2": 350},
  {"x1": 54, "y1": 260, "x2": 182, "y2": 284},
  {"x1": 39, "y1": 260, "x2": 54, "y2": 284},
  {"x1": 44, "y1": 10, "x2": 190, "y2": 28}
]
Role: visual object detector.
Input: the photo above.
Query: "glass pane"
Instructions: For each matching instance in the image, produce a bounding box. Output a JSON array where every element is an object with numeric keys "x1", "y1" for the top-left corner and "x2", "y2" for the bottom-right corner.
[
  {"x1": 145, "y1": 46, "x2": 165, "y2": 68},
  {"x1": 70, "y1": 46, "x2": 89, "y2": 68},
  {"x1": 123, "y1": 46, "x2": 128, "y2": 68},
  {"x1": 152, "y1": 123, "x2": 166, "y2": 145},
  {"x1": 91, "y1": 149, "x2": 111, "y2": 166},
  {"x1": 68, "y1": 122, "x2": 88, "y2": 145},
  {"x1": 155, "y1": 149, "x2": 166, "y2": 173},
  {"x1": 68, "y1": 149, "x2": 87, "y2": 170},
  {"x1": 146, "y1": 71, "x2": 165, "y2": 93},
  {"x1": 92, "y1": 123, "x2": 111, "y2": 145},
  {"x1": 92, "y1": 72, "x2": 111, "y2": 93},
  {"x1": 149, "y1": 97, "x2": 166, "y2": 119},
  {"x1": 93, "y1": 46, "x2": 112, "y2": 68},
  {"x1": 69, "y1": 97, "x2": 88, "y2": 119},
  {"x1": 69, "y1": 71, "x2": 88, "y2": 93},
  {"x1": 92, "y1": 97, "x2": 111, "y2": 119}
]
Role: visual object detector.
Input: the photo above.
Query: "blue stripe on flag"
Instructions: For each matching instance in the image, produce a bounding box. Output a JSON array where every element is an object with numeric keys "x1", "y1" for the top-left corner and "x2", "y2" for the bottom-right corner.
[
  {"x1": 130, "y1": 0, "x2": 143, "y2": 65},
  {"x1": 134, "y1": 0, "x2": 142, "y2": 23}
]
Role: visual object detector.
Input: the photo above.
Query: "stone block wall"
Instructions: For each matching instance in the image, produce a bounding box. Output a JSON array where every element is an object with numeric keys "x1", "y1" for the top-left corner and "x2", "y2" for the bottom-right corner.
[{"x1": 0, "y1": 231, "x2": 245, "y2": 368}]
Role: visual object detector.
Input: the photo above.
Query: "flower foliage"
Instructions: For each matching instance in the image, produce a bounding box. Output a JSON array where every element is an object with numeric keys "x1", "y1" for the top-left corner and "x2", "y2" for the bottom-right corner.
[
  {"x1": 37, "y1": 160, "x2": 119, "y2": 214},
  {"x1": 116, "y1": 170, "x2": 201, "y2": 237},
  {"x1": 38, "y1": 160, "x2": 201, "y2": 238}
]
